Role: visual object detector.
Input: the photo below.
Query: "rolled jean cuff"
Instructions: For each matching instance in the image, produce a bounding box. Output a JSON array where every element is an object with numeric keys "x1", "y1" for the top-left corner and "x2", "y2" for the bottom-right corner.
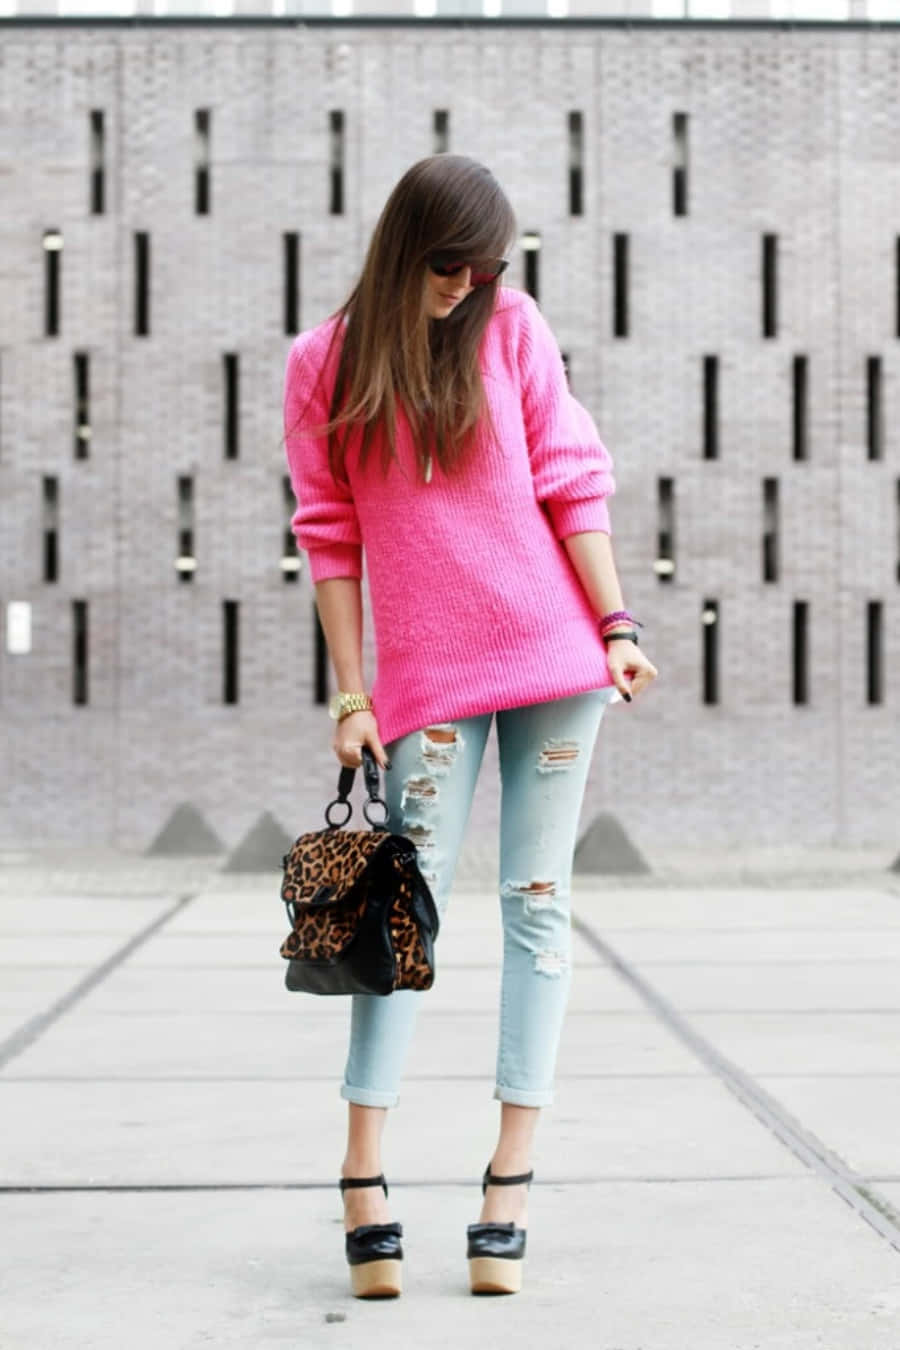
[
  {"x1": 493, "y1": 1083, "x2": 554, "y2": 1107},
  {"x1": 341, "y1": 1082, "x2": 400, "y2": 1108}
]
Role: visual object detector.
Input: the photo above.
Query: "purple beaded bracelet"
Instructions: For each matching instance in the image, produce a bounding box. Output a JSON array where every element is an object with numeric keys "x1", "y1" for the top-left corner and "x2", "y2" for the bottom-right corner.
[{"x1": 599, "y1": 610, "x2": 644, "y2": 634}]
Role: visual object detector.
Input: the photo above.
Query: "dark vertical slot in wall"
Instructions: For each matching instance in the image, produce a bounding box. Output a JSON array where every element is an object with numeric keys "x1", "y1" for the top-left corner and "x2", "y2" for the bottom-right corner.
[
  {"x1": 224, "y1": 353, "x2": 239, "y2": 459},
  {"x1": 284, "y1": 232, "x2": 299, "y2": 335},
  {"x1": 866, "y1": 601, "x2": 883, "y2": 704},
  {"x1": 314, "y1": 606, "x2": 328, "y2": 704},
  {"x1": 177, "y1": 475, "x2": 194, "y2": 585},
  {"x1": 673, "y1": 111, "x2": 688, "y2": 216},
  {"x1": 703, "y1": 355, "x2": 718, "y2": 459},
  {"x1": 73, "y1": 599, "x2": 88, "y2": 705},
  {"x1": 134, "y1": 232, "x2": 150, "y2": 336},
  {"x1": 44, "y1": 230, "x2": 61, "y2": 337},
  {"x1": 195, "y1": 109, "x2": 211, "y2": 215},
  {"x1": 867, "y1": 356, "x2": 883, "y2": 460},
  {"x1": 223, "y1": 600, "x2": 239, "y2": 704},
  {"x1": 762, "y1": 477, "x2": 779, "y2": 582},
  {"x1": 74, "y1": 352, "x2": 90, "y2": 459},
  {"x1": 793, "y1": 355, "x2": 808, "y2": 460},
  {"x1": 762, "y1": 233, "x2": 777, "y2": 338},
  {"x1": 560, "y1": 351, "x2": 570, "y2": 386},
  {"x1": 568, "y1": 111, "x2": 583, "y2": 216},
  {"x1": 613, "y1": 233, "x2": 628, "y2": 337},
  {"x1": 657, "y1": 477, "x2": 675, "y2": 582},
  {"x1": 282, "y1": 476, "x2": 299, "y2": 583},
  {"x1": 329, "y1": 110, "x2": 344, "y2": 215},
  {"x1": 523, "y1": 234, "x2": 540, "y2": 303},
  {"x1": 792, "y1": 600, "x2": 809, "y2": 705},
  {"x1": 433, "y1": 109, "x2": 449, "y2": 153},
  {"x1": 702, "y1": 600, "x2": 719, "y2": 705},
  {"x1": 42, "y1": 475, "x2": 58, "y2": 583},
  {"x1": 89, "y1": 110, "x2": 105, "y2": 215}
]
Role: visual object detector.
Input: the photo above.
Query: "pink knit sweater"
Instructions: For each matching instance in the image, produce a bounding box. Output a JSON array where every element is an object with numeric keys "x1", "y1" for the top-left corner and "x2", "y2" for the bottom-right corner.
[{"x1": 283, "y1": 285, "x2": 622, "y2": 748}]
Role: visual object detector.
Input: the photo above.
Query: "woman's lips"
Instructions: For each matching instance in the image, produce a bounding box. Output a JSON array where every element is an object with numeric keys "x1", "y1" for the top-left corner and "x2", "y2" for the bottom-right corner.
[{"x1": 441, "y1": 293, "x2": 464, "y2": 302}]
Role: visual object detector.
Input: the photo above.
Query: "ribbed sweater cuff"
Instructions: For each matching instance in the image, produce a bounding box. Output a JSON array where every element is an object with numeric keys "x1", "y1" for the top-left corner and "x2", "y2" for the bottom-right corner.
[
  {"x1": 306, "y1": 543, "x2": 363, "y2": 582},
  {"x1": 546, "y1": 496, "x2": 611, "y2": 539}
]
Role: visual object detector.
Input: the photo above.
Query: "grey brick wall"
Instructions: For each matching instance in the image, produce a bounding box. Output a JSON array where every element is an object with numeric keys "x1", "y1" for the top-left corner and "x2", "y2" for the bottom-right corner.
[{"x1": 0, "y1": 20, "x2": 898, "y2": 866}]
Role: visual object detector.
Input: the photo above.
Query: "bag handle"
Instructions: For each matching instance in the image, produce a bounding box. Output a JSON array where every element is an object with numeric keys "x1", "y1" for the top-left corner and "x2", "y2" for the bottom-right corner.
[{"x1": 325, "y1": 745, "x2": 390, "y2": 830}]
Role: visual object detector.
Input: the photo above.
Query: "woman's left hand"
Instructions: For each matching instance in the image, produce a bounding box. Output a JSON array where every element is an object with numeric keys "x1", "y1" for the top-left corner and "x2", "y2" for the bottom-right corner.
[{"x1": 606, "y1": 640, "x2": 658, "y2": 702}]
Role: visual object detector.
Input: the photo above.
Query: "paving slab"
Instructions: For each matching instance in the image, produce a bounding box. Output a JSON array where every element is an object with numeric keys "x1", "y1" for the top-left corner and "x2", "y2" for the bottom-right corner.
[
  {"x1": 1, "y1": 1180, "x2": 899, "y2": 1350},
  {"x1": 0, "y1": 1073, "x2": 807, "y2": 1188}
]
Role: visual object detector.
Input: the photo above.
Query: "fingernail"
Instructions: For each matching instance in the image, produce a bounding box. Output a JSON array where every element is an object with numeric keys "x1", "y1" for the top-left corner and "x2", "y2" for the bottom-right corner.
[
  {"x1": 623, "y1": 692, "x2": 632, "y2": 702},
  {"x1": 385, "y1": 758, "x2": 392, "y2": 769}
]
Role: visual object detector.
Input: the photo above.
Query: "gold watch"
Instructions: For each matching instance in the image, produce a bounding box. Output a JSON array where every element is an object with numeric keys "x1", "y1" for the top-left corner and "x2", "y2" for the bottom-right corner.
[{"x1": 328, "y1": 691, "x2": 374, "y2": 722}]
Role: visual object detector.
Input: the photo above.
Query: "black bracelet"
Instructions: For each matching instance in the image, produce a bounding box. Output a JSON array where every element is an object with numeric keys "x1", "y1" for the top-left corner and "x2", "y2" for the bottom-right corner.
[{"x1": 603, "y1": 631, "x2": 639, "y2": 646}]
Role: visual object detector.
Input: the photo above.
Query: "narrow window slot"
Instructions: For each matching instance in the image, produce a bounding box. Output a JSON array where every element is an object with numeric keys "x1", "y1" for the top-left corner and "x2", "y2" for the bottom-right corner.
[
  {"x1": 613, "y1": 233, "x2": 628, "y2": 337},
  {"x1": 134, "y1": 232, "x2": 150, "y2": 337},
  {"x1": 762, "y1": 233, "x2": 777, "y2": 338},
  {"x1": 522, "y1": 231, "x2": 540, "y2": 303},
  {"x1": 433, "y1": 109, "x2": 449, "y2": 153},
  {"x1": 176, "y1": 475, "x2": 195, "y2": 584},
  {"x1": 315, "y1": 604, "x2": 329, "y2": 705},
  {"x1": 73, "y1": 599, "x2": 88, "y2": 705},
  {"x1": 42, "y1": 475, "x2": 59, "y2": 583},
  {"x1": 793, "y1": 600, "x2": 809, "y2": 705},
  {"x1": 701, "y1": 599, "x2": 719, "y2": 706},
  {"x1": 329, "y1": 110, "x2": 344, "y2": 215},
  {"x1": 568, "y1": 111, "x2": 583, "y2": 217},
  {"x1": 74, "y1": 352, "x2": 90, "y2": 459},
  {"x1": 224, "y1": 353, "x2": 239, "y2": 459},
  {"x1": 282, "y1": 475, "x2": 300, "y2": 582},
  {"x1": 673, "y1": 111, "x2": 688, "y2": 216},
  {"x1": 43, "y1": 229, "x2": 62, "y2": 337},
  {"x1": 223, "y1": 599, "x2": 239, "y2": 703},
  {"x1": 793, "y1": 354, "x2": 808, "y2": 461},
  {"x1": 867, "y1": 356, "x2": 883, "y2": 460},
  {"x1": 703, "y1": 355, "x2": 718, "y2": 459},
  {"x1": 195, "y1": 109, "x2": 211, "y2": 215},
  {"x1": 284, "y1": 232, "x2": 299, "y2": 335},
  {"x1": 866, "y1": 600, "x2": 883, "y2": 705},
  {"x1": 762, "y1": 477, "x2": 779, "y2": 583},
  {"x1": 90, "y1": 110, "x2": 105, "y2": 215},
  {"x1": 656, "y1": 477, "x2": 675, "y2": 583}
]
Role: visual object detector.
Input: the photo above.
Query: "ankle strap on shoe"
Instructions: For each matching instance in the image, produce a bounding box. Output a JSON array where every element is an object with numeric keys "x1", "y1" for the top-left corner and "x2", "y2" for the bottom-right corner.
[
  {"x1": 340, "y1": 1173, "x2": 388, "y2": 1197},
  {"x1": 482, "y1": 1163, "x2": 534, "y2": 1195}
]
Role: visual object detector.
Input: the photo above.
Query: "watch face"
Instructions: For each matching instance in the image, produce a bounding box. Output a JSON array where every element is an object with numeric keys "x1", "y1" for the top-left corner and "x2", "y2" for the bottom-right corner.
[{"x1": 328, "y1": 694, "x2": 341, "y2": 719}]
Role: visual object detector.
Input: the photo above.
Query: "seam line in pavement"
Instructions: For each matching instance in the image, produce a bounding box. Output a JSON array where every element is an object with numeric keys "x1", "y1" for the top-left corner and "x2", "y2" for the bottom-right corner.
[
  {"x1": 0, "y1": 892, "x2": 199, "y2": 1073},
  {"x1": 572, "y1": 913, "x2": 900, "y2": 1256}
]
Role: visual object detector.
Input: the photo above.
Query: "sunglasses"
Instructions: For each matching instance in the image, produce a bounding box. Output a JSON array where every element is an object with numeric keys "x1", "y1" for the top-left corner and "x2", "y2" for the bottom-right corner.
[{"x1": 426, "y1": 253, "x2": 509, "y2": 286}]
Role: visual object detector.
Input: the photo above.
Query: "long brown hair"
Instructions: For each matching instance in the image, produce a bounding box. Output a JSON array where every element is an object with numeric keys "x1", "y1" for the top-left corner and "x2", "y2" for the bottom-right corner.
[{"x1": 287, "y1": 154, "x2": 518, "y2": 487}]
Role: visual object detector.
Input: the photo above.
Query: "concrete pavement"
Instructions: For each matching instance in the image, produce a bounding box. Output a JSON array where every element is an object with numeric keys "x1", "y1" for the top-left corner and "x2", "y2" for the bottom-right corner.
[{"x1": 1, "y1": 848, "x2": 899, "y2": 1348}]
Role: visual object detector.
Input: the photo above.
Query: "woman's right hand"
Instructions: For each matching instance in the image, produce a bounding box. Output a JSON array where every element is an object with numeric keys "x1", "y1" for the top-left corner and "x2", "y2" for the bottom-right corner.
[{"x1": 333, "y1": 709, "x2": 391, "y2": 773}]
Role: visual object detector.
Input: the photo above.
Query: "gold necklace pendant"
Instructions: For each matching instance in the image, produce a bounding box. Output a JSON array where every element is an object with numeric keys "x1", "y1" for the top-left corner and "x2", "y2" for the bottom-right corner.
[{"x1": 424, "y1": 452, "x2": 433, "y2": 484}]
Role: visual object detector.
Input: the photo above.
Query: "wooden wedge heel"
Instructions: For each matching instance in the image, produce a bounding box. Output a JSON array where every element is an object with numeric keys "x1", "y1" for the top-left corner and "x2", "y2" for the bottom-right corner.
[
  {"x1": 467, "y1": 1163, "x2": 533, "y2": 1296},
  {"x1": 340, "y1": 1174, "x2": 403, "y2": 1299}
]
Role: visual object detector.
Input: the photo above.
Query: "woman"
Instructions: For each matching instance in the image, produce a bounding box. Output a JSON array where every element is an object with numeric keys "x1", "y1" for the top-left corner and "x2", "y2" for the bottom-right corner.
[{"x1": 283, "y1": 153, "x2": 658, "y2": 1299}]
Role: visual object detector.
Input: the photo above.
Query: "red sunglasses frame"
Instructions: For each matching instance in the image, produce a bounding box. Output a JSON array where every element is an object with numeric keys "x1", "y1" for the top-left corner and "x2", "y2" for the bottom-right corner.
[{"x1": 426, "y1": 253, "x2": 510, "y2": 287}]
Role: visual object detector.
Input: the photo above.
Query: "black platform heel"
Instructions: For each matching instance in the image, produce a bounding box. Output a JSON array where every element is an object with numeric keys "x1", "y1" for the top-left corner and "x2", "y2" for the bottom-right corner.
[
  {"x1": 466, "y1": 1162, "x2": 534, "y2": 1295},
  {"x1": 339, "y1": 1174, "x2": 403, "y2": 1298}
]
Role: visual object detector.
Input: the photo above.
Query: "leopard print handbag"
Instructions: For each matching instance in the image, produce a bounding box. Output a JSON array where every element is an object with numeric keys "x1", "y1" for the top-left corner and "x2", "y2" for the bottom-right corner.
[{"x1": 279, "y1": 746, "x2": 440, "y2": 996}]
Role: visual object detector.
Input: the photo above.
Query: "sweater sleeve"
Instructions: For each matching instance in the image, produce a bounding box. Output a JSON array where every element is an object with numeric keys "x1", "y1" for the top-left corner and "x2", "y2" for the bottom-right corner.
[
  {"x1": 517, "y1": 292, "x2": 616, "y2": 539},
  {"x1": 283, "y1": 336, "x2": 363, "y2": 582}
]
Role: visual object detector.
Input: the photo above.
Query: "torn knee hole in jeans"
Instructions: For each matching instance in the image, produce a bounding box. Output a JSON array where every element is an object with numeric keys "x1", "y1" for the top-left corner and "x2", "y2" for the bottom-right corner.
[
  {"x1": 421, "y1": 725, "x2": 463, "y2": 771},
  {"x1": 537, "y1": 739, "x2": 580, "y2": 772},
  {"x1": 501, "y1": 880, "x2": 559, "y2": 916}
]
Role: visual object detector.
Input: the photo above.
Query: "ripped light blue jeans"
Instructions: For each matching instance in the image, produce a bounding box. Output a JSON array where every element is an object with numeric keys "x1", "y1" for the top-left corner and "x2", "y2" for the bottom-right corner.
[{"x1": 341, "y1": 688, "x2": 618, "y2": 1109}]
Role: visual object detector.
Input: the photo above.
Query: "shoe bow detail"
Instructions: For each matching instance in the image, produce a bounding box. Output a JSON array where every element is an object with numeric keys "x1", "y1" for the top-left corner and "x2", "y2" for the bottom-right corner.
[
  {"x1": 346, "y1": 1221, "x2": 404, "y2": 1265},
  {"x1": 466, "y1": 1220, "x2": 527, "y2": 1260}
]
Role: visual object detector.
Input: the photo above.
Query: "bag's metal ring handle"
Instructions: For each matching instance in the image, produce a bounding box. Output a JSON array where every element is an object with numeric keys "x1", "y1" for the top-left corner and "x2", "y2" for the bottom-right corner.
[{"x1": 323, "y1": 745, "x2": 391, "y2": 829}]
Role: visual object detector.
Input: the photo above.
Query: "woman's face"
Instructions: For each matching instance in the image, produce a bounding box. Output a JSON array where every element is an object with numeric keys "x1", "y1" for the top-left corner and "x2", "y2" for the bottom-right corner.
[{"x1": 424, "y1": 264, "x2": 474, "y2": 319}]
